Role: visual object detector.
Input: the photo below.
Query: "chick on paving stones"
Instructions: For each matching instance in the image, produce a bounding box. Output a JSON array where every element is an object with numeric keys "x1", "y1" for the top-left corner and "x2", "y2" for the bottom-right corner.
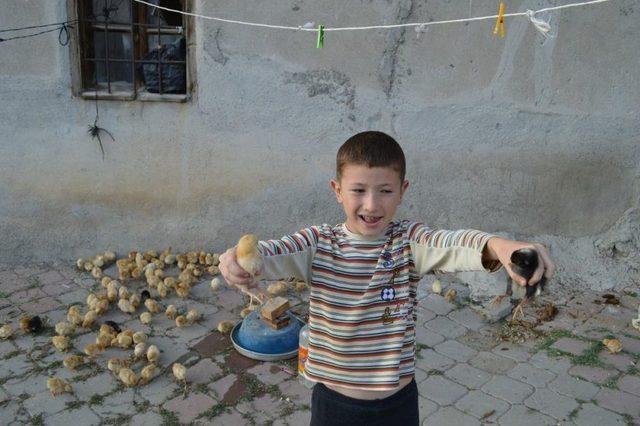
[
  {"x1": 129, "y1": 294, "x2": 141, "y2": 308},
  {"x1": 267, "y1": 281, "x2": 288, "y2": 296},
  {"x1": 164, "y1": 277, "x2": 176, "y2": 288},
  {"x1": 67, "y1": 306, "x2": 83, "y2": 326},
  {"x1": 96, "y1": 333, "x2": 112, "y2": 348},
  {"x1": 76, "y1": 258, "x2": 85, "y2": 270},
  {"x1": 186, "y1": 309, "x2": 200, "y2": 324},
  {"x1": 115, "y1": 333, "x2": 133, "y2": 348},
  {"x1": 602, "y1": 338, "x2": 622, "y2": 353},
  {"x1": 52, "y1": 335, "x2": 71, "y2": 352},
  {"x1": 147, "y1": 345, "x2": 159, "y2": 363},
  {"x1": 144, "y1": 298, "x2": 162, "y2": 314},
  {"x1": 84, "y1": 343, "x2": 104, "y2": 358},
  {"x1": 140, "y1": 312, "x2": 152, "y2": 325},
  {"x1": 20, "y1": 315, "x2": 43, "y2": 334},
  {"x1": 132, "y1": 331, "x2": 147, "y2": 344},
  {"x1": 0, "y1": 324, "x2": 14, "y2": 339},
  {"x1": 107, "y1": 357, "x2": 126, "y2": 374},
  {"x1": 210, "y1": 277, "x2": 223, "y2": 291},
  {"x1": 432, "y1": 279, "x2": 442, "y2": 294},
  {"x1": 118, "y1": 286, "x2": 130, "y2": 300},
  {"x1": 139, "y1": 363, "x2": 159, "y2": 385},
  {"x1": 240, "y1": 308, "x2": 252, "y2": 318},
  {"x1": 91, "y1": 266, "x2": 103, "y2": 279},
  {"x1": 118, "y1": 298, "x2": 136, "y2": 314},
  {"x1": 55, "y1": 322, "x2": 75, "y2": 336},
  {"x1": 217, "y1": 320, "x2": 234, "y2": 334},
  {"x1": 119, "y1": 368, "x2": 138, "y2": 387},
  {"x1": 157, "y1": 282, "x2": 168, "y2": 298},
  {"x1": 444, "y1": 288, "x2": 457, "y2": 303},
  {"x1": 47, "y1": 377, "x2": 73, "y2": 397},
  {"x1": 172, "y1": 363, "x2": 187, "y2": 384},
  {"x1": 104, "y1": 251, "x2": 116, "y2": 262},
  {"x1": 236, "y1": 234, "x2": 263, "y2": 277},
  {"x1": 101, "y1": 276, "x2": 111, "y2": 288},
  {"x1": 82, "y1": 310, "x2": 97, "y2": 328},
  {"x1": 295, "y1": 281, "x2": 308, "y2": 292},
  {"x1": 63, "y1": 355, "x2": 84, "y2": 371},
  {"x1": 165, "y1": 305, "x2": 177, "y2": 320},
  {"x1": 175, "y1": 315, "x2": 189, "y2": 328},
  {"x1": 134, "y1": 342, "x2": 147, "y2": 359}
]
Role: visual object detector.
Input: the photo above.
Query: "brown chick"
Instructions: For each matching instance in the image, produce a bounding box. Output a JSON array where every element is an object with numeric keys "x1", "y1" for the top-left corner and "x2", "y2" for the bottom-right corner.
[
  {"x1": 236, "y1": 234, "x2": 263, "y2": 277},
  {"x1": 63, "y1": 355, "x2": 84, "y2": 371},
  {"x1": 94, "y1": 299, "x2": 109, "y2": 315},
  {"x1": 139, "y1": 363, "x2": 159, "y2": 385},
  {"x1": 107, "y1": 357, "x2": 126, "y2": 375},
  {"x1": 175, "y1": 315, "x2": 189, "y2": 328},
  {"x1": 172, "y1": 362, "x2": 187, "y2": 383},
  {"x1": 186, "y1": 309, "x2": 200, "y2": 324},
  {"x1": 82, "y1": 310, "x2": 98, "y2": 328},
  {"x1": 115, "y1": 333, "x2": 133, "y2": 349},
  {"x1": 217, "y1": 320, "x2": 235, "y2": 334},
  {"x1": 83, "y1": 343, "x2": 104, "y2": 358},
  {"x1": 67, "y1": 306, "x2": 83, "y2": 326},
  {"x1": 52, "y1": 335, "x2": 71, "y2": 352},
  {"x1": 144, "y1": 299, "x2": 162, "y2": 314},
  {"x1": 55, "y1": 322, "x2": 75, "y2": 337},
  {"x1": 157, "y1": 282, "x2": 169, "y2": 298},
  {"x1": 118, "y1": 368, "x2": 138, "y2": 387},
  {"x1": 165, "y1": 305, "x2": 177, "y2": 320},
  {"x1": 47, "y1": 377, "x2": 73, "y2": 397}
]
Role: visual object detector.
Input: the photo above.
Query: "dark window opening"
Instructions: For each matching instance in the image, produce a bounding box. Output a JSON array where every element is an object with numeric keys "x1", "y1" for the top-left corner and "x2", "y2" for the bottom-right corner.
[{"x1": 78, "y1": 0, "x2": 187, "y2": 96}]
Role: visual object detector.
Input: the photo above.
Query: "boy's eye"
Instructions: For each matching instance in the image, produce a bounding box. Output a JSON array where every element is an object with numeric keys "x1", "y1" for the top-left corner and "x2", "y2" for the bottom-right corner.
[
  {"x1": 381, "y1": 190, "x2": 393, "y2": 194},
  {"x1": 351, "y1": 189, "x2": 365, "y2": 193}
]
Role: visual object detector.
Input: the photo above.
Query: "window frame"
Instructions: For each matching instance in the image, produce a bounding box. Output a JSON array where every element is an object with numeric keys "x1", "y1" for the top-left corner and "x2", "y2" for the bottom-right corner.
[{"x1": 67, "y1": 0, "x2": 196, "y2": 102}]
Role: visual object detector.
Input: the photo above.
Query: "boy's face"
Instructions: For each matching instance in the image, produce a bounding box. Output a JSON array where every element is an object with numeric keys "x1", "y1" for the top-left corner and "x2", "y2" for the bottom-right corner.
[{"x1": 330, "y1": 164, "x2": 409, "y2": 238}]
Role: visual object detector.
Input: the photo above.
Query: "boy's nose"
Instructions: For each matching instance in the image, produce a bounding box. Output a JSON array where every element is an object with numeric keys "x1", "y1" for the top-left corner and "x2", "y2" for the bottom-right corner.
[{"x1": 363, "y1": 193, "x2": 378, "y2": 211}]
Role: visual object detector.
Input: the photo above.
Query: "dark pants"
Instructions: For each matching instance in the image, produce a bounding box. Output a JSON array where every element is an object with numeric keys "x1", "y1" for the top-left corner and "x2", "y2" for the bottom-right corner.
[{"x1": 310, "y1": 379, "x2": 419, "y2": 426}]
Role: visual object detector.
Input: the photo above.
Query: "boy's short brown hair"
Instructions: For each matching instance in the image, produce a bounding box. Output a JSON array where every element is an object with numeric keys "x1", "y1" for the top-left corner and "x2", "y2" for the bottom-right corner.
[{"x1": 336, "y1": 131, "x2": 406, "y2": 182}]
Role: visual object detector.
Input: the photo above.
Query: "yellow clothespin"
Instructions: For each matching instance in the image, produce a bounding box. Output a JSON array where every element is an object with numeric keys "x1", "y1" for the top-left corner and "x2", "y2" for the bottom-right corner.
[{"x1": 493, "y1": 2, "x2": 506, "y2": 38}]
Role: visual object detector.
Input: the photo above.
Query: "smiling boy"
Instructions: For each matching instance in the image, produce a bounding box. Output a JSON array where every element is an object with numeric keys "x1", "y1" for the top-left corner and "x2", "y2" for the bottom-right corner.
[{"x1": 220, "y1": 131, "x2": 555, "y2": 425}]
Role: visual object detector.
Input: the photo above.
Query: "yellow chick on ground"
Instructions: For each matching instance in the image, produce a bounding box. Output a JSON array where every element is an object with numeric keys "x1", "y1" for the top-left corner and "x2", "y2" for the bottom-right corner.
[
  {"x1": 210, "y1": 277, "x2": 223, "y2": 292},
  {"x1": 119, "y1": 368, "x2": 138, "y2": 387},
  {"x1": 118, "y1": 298, "x2": 136, "y2": 314},
  {"x1": 432, "y1": 280, "x2": 442, "y2": 294},
  {"x1": 165, "y1": 305, "x2": 177, "y2": 320},
  {"x1": 236, "y1": 234, "x2": 263, "y2": 277},
  {"x1": 139, "y1": 363, "x2": 159, "y2": 385},
  {"x1": 144, "y1": 299, "x2": 162, "y2": 314},
  {"x1": 82, "y1": 310, "x2": 98, "y2": 328},
  {"x1": 94, "y1": 299, "x2": 109, "y2": 315},
  {"x1": 186, "y1": 309, "x2": 200, "y2": 324},
  {"x1": 67, "y1": 306, "x2": 83, "y2": 326},
  {"x1": 175, "y1": 315, "x2": 189, "y2": 328},
  {"x1": 217, "y1": 320, "x2": 235, "y2": 334},
  {"x1": 84, "y1": 343, "x2": 104, "y2": 358},
  {"x1": 47, "y1": 377, "x2": 73, "y2": 397},
  {"x1": 115, "y1": 333, "x2": 133, "y2": 349},
  {"x1": 134, "y1": 342, "x2": 147, "y2": 359},
  {"x1": 172, "y1": 363, "x2": 188, "y2": 393},
  {"x1": 147, "y1": 345, "x2": 160, "y2": 363},
  {"x1": 140, "y1": 312, "x2": 152, "y2": 325},
  {"x1": 602, "y1": 338, "x2": 623, "y2": 353},
  {"x1": 133, "y1": 331, "x2": 147, "y2": 344},
  {"x1": 129, "y1": 294, "x2": 141, "y2": 309},
  {"x1": 52, "y1": 335, "x2": 71, "y2": 352},
  {"x1": 55, "y1": 322, "x2": 75, "y2": 337},
  {"x1": 267, "y1": 281, "x2": 288, "y2": 297},
  {"x1": 0, "y1": 324, "x2": 14, "y2": 340},
  {"x1": 444, "y1": 288, "x2": 457, "y2": 303},
  {"x1": 107, "y1": 357, "x2": 126, "y2": 375},
  {"x1": 63, "y1": 355, "x2": 84, "y2": 371}
]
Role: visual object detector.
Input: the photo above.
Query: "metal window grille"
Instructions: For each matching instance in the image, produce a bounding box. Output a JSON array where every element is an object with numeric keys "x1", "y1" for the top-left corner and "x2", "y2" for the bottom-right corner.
[{"x1": 78, "y1": 0, "x2": 187, "y2": 96}]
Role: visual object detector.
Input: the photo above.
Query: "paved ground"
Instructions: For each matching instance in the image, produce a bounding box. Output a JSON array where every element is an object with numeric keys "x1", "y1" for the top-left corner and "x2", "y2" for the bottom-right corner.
[{"x1": 0, "y1": 261, "x2": 639, "y2": 425}]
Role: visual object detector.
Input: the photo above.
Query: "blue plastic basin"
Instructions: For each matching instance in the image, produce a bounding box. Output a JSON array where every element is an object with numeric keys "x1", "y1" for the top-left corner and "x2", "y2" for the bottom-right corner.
[{"x1": 235, "y1": 310, "x2": 302, "y2": 355}]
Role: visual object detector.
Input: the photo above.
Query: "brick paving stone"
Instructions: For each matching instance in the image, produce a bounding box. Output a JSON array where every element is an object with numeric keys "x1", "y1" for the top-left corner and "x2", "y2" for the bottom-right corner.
[
  {"x1": 92, "y1": 387, "x2": 141, "y2": 417},
  {"x1": 9, "y1": 287, "x2": 47, "y2": 304},
  {"x1": 491, "y1": 342, "x2": 532, "y2": 362},
  {"x1": 415, "y1": 325, "x2": 446, "y2": 347},
  {"x1": 0, "y1": 387, "x2": 9, "y2": 402},
  {"x1": 598, "y1": 351, "x2": 636, "y2": 372},
  {"x1": 0, "y1": 340, "x2": 18, "y2": 357},
  {"x1": 236, "y1": 393, "x2": 286, "y2": 420},
  {"x1": 73, "y1": 373, "x2": 119, "y2": 400},
  {"x1": 198, "y1": 407, "x2": 247, "y2": 426},
  {"x1": 165, "y1": 323, "x2": 209, "y2": 341},
  {"x1": 129, "y1": 410, "x2": 165, "y2": 425},
  {"x1": 418, "y1": 395, "x2": 438, "y2": 421},
  {"x1": 224, "y1": 350, "x2": 260, "y2": 371},
  {"x1": 415, "y1": 349, "x2": 455, "y2": 371},
  {"x1": 40, "y1": 281, "x2": 74, "y2": 296},
  {"x1": 20, "y1": 297, "x2": 61, "y2": 314},
  {"x1": 455, "y1": 390, "x2": 509, "y2": 421},
  {"x1": 529, "y1": 350, "x2": 572, "y2": 374},
  {"x1": 187, "y1": 358, "x2": 223, "y2": 384},
  {"x1": 481, "y1": 375, "x2": 534, "y2": 404},
  {"x1": 280, "y1": 409, "x2": 311, "y2": 426},
  {"x1": 209, "y1": 374, "x2": 237, "y2": 401},
  {"x1": 548, "y1": 373, "x2": 600, "y2": 400},
  {"x1": 56, "y1": 289, "x2": 90, "y2": 306},
  {"x1": 444, "y1": 363, "x2": 491, "y2": 389},
  {"x1": 415, "y1": 367, "x2": 428, "y2": 383},
  {"x1": 469, "y1": 351, "x2": 516, "y2": 375},
  {"x1": 0, "y1": 305, "x2": 23, "y2": 320},
  {"x1": 551, "y1": 337, "x2": 592, "y2": 356},
  {"x1": 47, "y1": 405, "x2": 102, "y2": 425},
  {"x1": 420, "y1": 375, "x2": 468, "y2": 405},
  {"x1": 191, "y1": 332, "x2": 232, "y2": 357},
  {"x1": 215, "y1": 289, "x2": 245, "y2": 309},
  {"x1": 164, "y1": 392, "x2": 218, "y2": 423},
  {"x1": 421, "y1": 294, "x2": 456, "y2": 316},
  {"x1": 447, "y1": 307, "x2": 484, "y2": 331},
  {"x1": 423, "y1": 406, "x2": 479, "y2": 426},
  {"x1": 0, "y1": 353, "x2": 34, "y2": 379},
  {"x1": 619, "y1": 335, "x2": 640, "y2": 354},
  {"x1": 424, "y1": 317, "x2": 467, "y2": 339},
  {"x1": 568, "y1": 365, "x2": 617, "y2": 385},
  {"x1": 37, "y1": 270, "x2": 66, "y2": 285},
  {"x1": 456, "y1": 327, "x2": 500, "y2": 352},
  {"x1": 246, "y1": 362, "x2": 291, "y2": 386},
  {"x1": 0, "y1": 276, "x2": 32, "y2": 294},
  {"x1": 618, "y1": 374, "x2": 640, "y2": 396},
  {"x1": 523, "y1": 388, "x2": 579, "y2": 421},
  {"x1": 573, "y1": 403, "x2": 628, "y2": 426},
  {"x1": 594, "y1": 388, "x2": 640, "y2": 417},
  {"x1": 139, "y1": 375, "x2": 180, "y2": 405},
  {"x1": 278, "y1": 378, "x2": 312, "y2": 404},
  {"x1": 150, "y1": 335, "x2": 190, "y2": 366},
  {"x1": 433, "y1": 340, "x2": 477, "y2": 362},
  {"x1": 415, "y1": 305, "x2": 437, "y2": 322},
  {"x1": 506, "y1": 363, "x2": 556, "y2": 388},
  {"x1": 22, "y1": 390, "x2": 74, "y2": 417},
  {"x1": 497, "y1": 404, "x2": 556, "y2": 425}
]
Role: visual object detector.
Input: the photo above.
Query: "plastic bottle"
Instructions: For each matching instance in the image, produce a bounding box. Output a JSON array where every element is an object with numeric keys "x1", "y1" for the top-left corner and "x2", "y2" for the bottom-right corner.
[{"x1": 298, "y1": 324, "x2": 315, "y2": 388}]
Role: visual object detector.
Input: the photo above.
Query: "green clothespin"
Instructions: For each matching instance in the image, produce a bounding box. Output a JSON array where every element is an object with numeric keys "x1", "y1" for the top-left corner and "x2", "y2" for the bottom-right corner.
[{"x1": 316, "y1": 24, "x2": 324, "y2": 49}]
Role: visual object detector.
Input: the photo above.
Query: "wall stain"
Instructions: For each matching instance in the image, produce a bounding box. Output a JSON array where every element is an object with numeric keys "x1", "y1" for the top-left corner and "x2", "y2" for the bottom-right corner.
[{"x1": 283, "y1": 70, "x2": 355, "y2": 109}]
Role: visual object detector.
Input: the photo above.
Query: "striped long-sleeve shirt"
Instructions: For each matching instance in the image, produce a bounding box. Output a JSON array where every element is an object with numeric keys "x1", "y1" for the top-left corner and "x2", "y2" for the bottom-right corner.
[{"x1": 258, "y1": 220, "x2": 502, "y2": 391}]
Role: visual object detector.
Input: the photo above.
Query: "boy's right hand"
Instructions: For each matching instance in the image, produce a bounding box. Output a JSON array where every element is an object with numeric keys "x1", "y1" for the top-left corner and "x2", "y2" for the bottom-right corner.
[{"x1": 219, "y1": 247, "x2": 259, "y2": 289}]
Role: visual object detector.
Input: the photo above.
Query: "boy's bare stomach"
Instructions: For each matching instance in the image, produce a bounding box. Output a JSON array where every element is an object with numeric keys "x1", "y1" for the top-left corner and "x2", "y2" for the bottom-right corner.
[{"x1": 326, "y1": 375, "x2": 413, "y2": 400}]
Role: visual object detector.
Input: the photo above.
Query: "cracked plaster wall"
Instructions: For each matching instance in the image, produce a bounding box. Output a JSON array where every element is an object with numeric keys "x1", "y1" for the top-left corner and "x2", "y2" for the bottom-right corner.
[{"x1": 0, "y1": 0, "x2": 639, "y2": 293}]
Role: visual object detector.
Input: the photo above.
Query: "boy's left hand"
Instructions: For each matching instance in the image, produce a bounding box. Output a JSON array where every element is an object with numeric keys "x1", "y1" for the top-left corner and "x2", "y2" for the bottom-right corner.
[{"x1": 485, "y1": 237, "x2": 555, "y2": 287}]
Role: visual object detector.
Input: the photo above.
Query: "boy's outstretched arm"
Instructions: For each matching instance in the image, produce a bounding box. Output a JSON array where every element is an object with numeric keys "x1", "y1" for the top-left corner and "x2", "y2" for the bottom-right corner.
[{"x1": 482, "y1": 237, "x2": 555, "y2": 288}]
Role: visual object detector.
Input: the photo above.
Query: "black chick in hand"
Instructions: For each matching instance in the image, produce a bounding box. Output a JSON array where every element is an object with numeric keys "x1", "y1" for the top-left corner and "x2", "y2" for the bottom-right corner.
[{"x1": 510, "y1": 248, "x2": 547, "y2": 320}]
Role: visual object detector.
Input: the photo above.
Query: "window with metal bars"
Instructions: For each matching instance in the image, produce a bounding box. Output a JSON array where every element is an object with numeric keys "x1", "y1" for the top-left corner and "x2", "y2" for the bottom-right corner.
[{"x1": 78, "y1": 0, "x2": 188, "y2": 99}]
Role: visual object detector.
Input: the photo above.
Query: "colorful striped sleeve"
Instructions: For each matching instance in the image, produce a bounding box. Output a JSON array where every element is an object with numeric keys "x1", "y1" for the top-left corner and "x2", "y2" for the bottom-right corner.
[
  {"x1": 257, "y1": 227, "x2": 319, "y2": 282},
  {"x1": 408, "y1": 222, "x2": 502, "y2": 277}
]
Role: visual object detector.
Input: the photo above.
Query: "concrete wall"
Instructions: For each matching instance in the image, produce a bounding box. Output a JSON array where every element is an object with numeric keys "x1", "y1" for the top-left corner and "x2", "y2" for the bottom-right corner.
[{"x1": 1, "y1": 0, "x2": 639, "y2": 292}]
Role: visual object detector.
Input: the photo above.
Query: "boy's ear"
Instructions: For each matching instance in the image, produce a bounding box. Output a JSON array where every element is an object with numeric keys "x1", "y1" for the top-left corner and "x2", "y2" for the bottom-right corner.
[
  {"x1": 400, "y1": 180, "x2": 410, "y2": 198},
  {"x1": 330, "y1": 179, "x2": 343, "y2": 203}
]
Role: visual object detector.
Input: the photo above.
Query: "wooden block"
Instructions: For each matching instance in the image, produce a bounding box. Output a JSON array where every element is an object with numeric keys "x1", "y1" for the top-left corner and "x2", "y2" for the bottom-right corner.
[
  {"x1": 264, "y1": 316, "x2": 290, "y2": 330},
  {"x1": 260, "y1": 297, "x2": 290, "y2": 320}
]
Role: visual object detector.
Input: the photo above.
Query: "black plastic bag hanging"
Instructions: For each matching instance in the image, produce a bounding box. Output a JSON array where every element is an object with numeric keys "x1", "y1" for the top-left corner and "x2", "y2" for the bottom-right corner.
[{"x1": 140, "y1": 36, "x2": 186, "y2": 94}]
